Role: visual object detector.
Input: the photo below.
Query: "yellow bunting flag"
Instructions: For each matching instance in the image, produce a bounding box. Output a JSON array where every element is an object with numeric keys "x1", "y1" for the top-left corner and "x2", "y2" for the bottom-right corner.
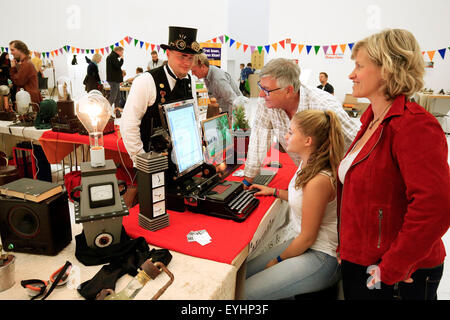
[
  {"x1": 427, "y1": 51, "x2": 436, "y2": 61},
  {"x1": 236, "y1": 42, "x2": 242, "y2": 50}
]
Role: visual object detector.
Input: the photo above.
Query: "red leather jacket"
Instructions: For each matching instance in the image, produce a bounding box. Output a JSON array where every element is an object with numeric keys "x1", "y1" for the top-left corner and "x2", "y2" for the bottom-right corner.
[{"x1": 337, "y1": 95, "x2": 450, "y2": 285}]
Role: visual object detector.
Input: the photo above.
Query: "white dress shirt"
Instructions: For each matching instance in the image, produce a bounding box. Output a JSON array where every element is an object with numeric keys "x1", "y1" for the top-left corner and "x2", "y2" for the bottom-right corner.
[{"x1": 120, "y1": 65, "x2": 198, "y2": 165}]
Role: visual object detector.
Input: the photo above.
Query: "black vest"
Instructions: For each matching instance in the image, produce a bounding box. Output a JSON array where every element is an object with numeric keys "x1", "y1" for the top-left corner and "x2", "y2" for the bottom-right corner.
[{"x1": 140, "y1": 66, "x2": 193, "y2": 152}]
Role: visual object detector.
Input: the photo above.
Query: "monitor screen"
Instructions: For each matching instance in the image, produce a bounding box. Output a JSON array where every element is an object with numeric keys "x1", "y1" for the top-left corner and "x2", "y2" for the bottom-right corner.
[
  {"x1": 201, "y1": 113, "x2": 233, "y2": 165},
  {"x1": 164, "y1": 100, "x2": 204, "y2": 177}
]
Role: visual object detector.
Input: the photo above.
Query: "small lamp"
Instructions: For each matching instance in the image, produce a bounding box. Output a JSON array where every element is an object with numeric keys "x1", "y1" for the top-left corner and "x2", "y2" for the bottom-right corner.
[{"x1": 75, "y1": 90, "x2": 112, "y2": 167}]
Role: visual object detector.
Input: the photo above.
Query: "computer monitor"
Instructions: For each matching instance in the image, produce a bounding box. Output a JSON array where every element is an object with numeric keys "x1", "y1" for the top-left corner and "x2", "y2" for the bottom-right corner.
[
  {"x1": 201, "y1": 113, "x2": 233, "y2": 166},
  {"x1": 163, "y1": 99, "x2": 204, "y2": 178}
]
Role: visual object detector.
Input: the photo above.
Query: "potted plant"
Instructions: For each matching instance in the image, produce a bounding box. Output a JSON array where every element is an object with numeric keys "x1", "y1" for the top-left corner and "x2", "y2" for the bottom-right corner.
[{"x1": 232, "y1": 97, "x2": 251, "y2": 162}]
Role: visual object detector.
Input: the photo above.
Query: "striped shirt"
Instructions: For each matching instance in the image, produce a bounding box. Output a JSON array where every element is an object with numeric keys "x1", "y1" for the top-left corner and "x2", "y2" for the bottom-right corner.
[{"x1": 243, "y1": 83, "x2": 361, "y2": 178}]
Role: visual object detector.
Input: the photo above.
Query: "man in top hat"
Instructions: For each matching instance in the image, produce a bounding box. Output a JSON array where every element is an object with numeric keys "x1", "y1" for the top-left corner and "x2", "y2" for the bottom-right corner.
[{"x1": 120, "y1": 26, "x2": 202, "y2": 166}]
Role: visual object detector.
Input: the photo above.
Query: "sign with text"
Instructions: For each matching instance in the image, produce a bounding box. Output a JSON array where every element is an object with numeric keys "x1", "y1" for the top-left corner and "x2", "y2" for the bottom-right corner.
[{"x1": 200, "y1": 43, "x2": 222, "y2": 67}]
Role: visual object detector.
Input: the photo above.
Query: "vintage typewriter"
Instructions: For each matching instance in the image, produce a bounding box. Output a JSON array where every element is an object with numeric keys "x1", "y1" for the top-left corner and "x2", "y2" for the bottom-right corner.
[{"x1": 136, "y1": 99, "x2": 259, "y2": 222}]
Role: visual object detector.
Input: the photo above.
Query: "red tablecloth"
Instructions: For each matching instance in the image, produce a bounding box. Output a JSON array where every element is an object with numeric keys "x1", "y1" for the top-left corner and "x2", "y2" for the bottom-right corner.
[
  {"x1": 122, "y1": 147, "x2": 297, "y2": 265},
  {"x1": 38, "y1": 130, "x2": 132, "y2": 166}
]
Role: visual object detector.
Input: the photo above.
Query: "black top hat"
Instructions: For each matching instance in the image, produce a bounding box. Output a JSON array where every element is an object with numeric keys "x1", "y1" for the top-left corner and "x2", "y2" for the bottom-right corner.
[{"x1": 161, "y1": 26, "x2": 203, "y2": 54}]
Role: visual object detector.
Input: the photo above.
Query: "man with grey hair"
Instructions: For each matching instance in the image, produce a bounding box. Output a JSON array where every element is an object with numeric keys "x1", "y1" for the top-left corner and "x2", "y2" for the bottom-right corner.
[
  {"x1": 243, "y1": 58, "x2": 360, "y2": 183},
  {"x1": 191, "y1": 53, "x2": 242, "y2": 115}
]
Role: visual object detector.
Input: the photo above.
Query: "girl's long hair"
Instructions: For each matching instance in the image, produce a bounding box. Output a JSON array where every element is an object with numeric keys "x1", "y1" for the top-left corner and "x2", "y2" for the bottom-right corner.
[{"x1": 293, "y1": 109, "x2": 345, "y2": 189}]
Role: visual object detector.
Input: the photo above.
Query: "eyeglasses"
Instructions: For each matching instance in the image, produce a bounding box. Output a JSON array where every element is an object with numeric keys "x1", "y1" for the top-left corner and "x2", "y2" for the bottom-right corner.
[{"x1": 257, "y1": 81, "x2": 282, "y2": 96}]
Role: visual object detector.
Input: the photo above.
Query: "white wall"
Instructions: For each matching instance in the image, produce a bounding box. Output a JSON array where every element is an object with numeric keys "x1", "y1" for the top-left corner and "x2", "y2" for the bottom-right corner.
[
  {"x1": 265, "y1": 0, "x2": 450, "y2": 102},
  {"x1": 1, "y1": 0, "x2": 449, "y2": 102}
]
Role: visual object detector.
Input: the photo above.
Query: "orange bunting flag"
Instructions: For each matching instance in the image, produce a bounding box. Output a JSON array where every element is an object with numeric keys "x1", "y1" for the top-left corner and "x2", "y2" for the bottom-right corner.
[
  {"x1": 427, "y1": 51, "x2": 436, "y2": 61},
  {"x1": 72, "y1": 47, "x2": 75, "y2": 53},
  {"x1": 120, "y1": 40, "x2": 125, "y2": 46},
  {"x1": 145, "y1": 42, "x2": 150, "y2": 50},
  {"x1": 298, "y1": 44, "x2": 304, "y2": 55},
  {"x1": 272, "y1": 43, "x2": 277, "y2": 52},
  {"x1": 51, "y1": 51, "x2": 54, "y2": 57},
  {"x1": 340, "y1": 44, "x2": 347, "y2": 54},
  {"x1": 236, "y1": 42, "x2": 242, "y2": 50},
  {"x1": 279, "y1": 40, "x2": 285, "y2": 49},
  {"x1": 95, "y1": 49, "x2": 99, "y2": 54},
  {"x1": 291, "y1": 43, "x2": 297, "y2": 53}
]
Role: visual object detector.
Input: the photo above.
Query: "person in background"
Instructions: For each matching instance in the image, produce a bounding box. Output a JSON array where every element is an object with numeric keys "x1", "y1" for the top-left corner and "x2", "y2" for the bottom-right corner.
[
  {"x1": 106, "y1": 46, "x2": 124, "y2": 109},
  {"x1": 0, "y1": 52, "x2": 10, "y2": 86},
  {"x1": 84, "y1": 53, "x2": 102, "y2": 93},
  {"x1": 240, "y1": 62, "x2": 254, "y2": 97},
  {"x1": 338, "y1": 28, "x2": 450, "y2": 300},
  {"x1": 245, "y1": 109, "x2": 344, "y2": 299},
  {"x1": 9, "y1": 40, "x2": 42, "y2": 105},
  {"x1": 317, "y1": 72, "x2": 334, "y2": 95},
  {"x1": 125, "y1": 67, "x2": 144, "y2": 84},
  {"x1": 191, "y1": 53, "x2": 242, "y2": 116},
  {"x1": 238, "y1": 63, "x2": 246, "y2": 95},
  {"x1": 243, "y1": 58, "x2": 359, "y2": 185},
  {"x1": 147, "y1": 50, "x2": 164, "y2": 70}
]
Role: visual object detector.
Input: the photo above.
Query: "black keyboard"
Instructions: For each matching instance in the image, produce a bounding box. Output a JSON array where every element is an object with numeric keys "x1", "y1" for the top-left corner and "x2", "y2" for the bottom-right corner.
[{"x1": 252, "y1": 173, "x2": 275, "y2": 186}]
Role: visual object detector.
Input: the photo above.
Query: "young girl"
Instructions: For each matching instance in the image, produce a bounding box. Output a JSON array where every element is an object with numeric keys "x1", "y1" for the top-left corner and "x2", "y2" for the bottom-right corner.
[{"x1": 245, "y1": 109, "x2": 344, "y2": 300}]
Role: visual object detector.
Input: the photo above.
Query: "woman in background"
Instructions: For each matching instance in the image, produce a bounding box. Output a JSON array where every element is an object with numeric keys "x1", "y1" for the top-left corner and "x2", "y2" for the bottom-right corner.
[
  {"x1": 338, "y1": 28, "x2": 450, "y2": 300},
  {"x1": 0, "y1": 52, "x2": 11, "y2": 86},
  {"x1": 84, "y1": 53, "x2": 102, "y2": 93}
]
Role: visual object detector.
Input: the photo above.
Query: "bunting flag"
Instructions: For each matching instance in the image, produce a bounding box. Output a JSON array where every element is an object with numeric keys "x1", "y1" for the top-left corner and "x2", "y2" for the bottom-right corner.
[
  {"x1": 314, "y1": 46, "x2": 320, "y2": 55},
  {"x1": 331, "y1": 45, "x2": 338, "y2": 55},
  {"x1": 3, "y1": 35, "x2": 447, "y2": 65},
  {"x1": 291, "y1": 43, "x2": 297, "y2": 53}
]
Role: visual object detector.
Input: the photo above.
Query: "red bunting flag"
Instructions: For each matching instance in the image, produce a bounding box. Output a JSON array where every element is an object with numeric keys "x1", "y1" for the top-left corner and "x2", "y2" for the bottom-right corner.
[
  {"x1": 279, "y1": 40, "x2": 285, "y2": 49},
  {"x1": 331, "y1": 45, "x2": 338, "y2": 55},
  {"x1": 243, "y1": 44, "x2": 248, "y2": 52},
  {"x1": 291, "y1": 43, "x2": 297, "y2": 53}
]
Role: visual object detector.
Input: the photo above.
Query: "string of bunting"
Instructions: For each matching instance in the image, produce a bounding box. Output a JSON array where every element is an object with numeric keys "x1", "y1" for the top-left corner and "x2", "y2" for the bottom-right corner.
[{"x1": 1, "y1": 35, "x2": 448, "y2": 62}]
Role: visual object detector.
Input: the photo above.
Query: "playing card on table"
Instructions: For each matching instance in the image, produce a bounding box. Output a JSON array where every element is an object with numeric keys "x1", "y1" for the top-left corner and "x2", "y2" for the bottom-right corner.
[{"x1": 187, "y1": 230, "x2": 212, "y2": 246}]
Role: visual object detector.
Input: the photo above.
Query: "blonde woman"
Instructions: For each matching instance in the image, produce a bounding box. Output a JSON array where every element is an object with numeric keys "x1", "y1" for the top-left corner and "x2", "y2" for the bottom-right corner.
[
  {"x1": 84, "y1": 53, "x2": 102, "y2": 93},
  {"x1": 338, "y1": 29, "x2": 450, "y2": 300},
  {"x1": 244, "y1": 109, "x2": 344, "y2": 300}
]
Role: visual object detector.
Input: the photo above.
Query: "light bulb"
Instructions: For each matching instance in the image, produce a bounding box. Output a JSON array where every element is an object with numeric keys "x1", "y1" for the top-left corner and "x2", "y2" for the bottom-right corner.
[{"x1": 75, "y1": 90, "x2": 112, "y2": 167}]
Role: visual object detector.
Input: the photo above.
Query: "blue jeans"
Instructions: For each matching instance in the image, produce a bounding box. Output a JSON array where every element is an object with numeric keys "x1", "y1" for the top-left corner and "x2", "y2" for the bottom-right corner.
[
  {"x1": 108, "y1": 81, "x2": 121, "y2": 108},
  {"x1": 244, "y1": 239, "x2": 340, "y2": 300}
]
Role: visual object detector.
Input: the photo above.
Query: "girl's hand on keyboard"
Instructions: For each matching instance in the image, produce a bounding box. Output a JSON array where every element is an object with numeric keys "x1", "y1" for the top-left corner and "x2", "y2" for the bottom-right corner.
[{"x1": 249, "y1": 184, "x2": 273, "y2": 196}]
